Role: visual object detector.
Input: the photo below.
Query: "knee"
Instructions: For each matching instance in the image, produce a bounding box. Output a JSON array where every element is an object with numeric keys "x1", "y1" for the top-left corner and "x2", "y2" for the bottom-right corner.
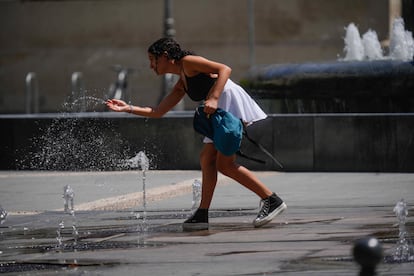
[
  {"x1": 200, "y1": 147, "x2": 216, "y2": 169},
  {"x1": 216, "y1": 161, "x2": 228, "y2": 176},
  {"x1": 216, "y1": 158, "x2": 238, "y2": 177}
]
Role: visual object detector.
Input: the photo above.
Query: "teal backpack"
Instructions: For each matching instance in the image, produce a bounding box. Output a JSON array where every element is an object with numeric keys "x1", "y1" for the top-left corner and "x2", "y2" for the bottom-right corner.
[
  {"x1": 193, "y1": 106, "x2": 242, "y2": 156},
  {"x1": 193, "y1": 105, "x2": 284, "y2": 169}
]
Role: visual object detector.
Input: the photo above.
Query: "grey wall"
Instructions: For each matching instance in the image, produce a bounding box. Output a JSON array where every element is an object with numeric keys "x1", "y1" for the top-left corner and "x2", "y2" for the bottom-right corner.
[
  {"x1": 0, "y1": 0, "x2": 389, "y2": 113},
  {"x1": 1, "y1": 113, "x2": 413, "y2": 172}
]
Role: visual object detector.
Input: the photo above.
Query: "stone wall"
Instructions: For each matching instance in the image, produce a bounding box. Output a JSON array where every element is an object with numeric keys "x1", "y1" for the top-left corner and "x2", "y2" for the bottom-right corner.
[{"x1": 1, "y1": 113, "x2": 413, "y2": 172}]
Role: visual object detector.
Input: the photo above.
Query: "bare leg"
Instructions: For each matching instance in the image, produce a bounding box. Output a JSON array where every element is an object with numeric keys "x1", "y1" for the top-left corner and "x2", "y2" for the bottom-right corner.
[
  {"x1": 199, "y1": 144, "x2": 218, "y2": 209},
  {"x1": 184, "y1": 145, "x2": 283, "y2": 230},
  {"x1": 183, "y1": 147, "x2": 214, "y2": 230},
  {"x1": 216, "y1": 152, "x2": 273, "y2": 199}
]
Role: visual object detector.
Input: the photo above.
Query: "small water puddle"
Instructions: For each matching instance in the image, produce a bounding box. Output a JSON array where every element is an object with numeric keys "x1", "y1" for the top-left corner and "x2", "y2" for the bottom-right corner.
[{"x1": 0, "y1": 259, "x2": 121, "y2": 274}]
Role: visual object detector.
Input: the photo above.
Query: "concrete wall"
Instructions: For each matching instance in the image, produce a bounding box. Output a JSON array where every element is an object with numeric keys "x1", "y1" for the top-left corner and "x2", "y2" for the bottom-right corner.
[
  {"x1": 1, "y1": 113, "x2": 413, "y2": 172},
  {"x1": 0, "y1": 0, "x2": 389, "y2": 113}
]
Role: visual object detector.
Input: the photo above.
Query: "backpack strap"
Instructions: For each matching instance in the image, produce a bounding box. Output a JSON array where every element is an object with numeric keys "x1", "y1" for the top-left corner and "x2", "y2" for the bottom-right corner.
[
  {"x1": 239, "y1": 124, "x2": 284, "y2": 169},
  {"x1": 236, "y1": 150, "x2": 266, "y2": 164}
]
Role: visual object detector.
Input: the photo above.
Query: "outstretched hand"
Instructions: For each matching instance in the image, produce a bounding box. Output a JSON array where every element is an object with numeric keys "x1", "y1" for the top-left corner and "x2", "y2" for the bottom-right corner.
[{"x1": 106, "y1": 99, "x2": 129, "y2": 112}]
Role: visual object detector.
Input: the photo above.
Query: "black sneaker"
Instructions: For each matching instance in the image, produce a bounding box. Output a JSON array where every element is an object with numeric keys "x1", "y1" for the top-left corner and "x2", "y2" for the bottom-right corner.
[
  {"x1": 182, "y1": 208, "x2": 209, "y2": 231},
  {"x1": 253, "y1": 193, "x2": 287, "y2": 228}
]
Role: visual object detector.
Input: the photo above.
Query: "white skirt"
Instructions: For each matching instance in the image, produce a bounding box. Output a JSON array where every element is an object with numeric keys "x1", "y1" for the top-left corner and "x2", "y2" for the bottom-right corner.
[
  {"x1": 219, "y1": 79, "x2": 267, "y2": 124},
  {"x1": 203, "y1": 79, "x2": 267, "y2": 143}
]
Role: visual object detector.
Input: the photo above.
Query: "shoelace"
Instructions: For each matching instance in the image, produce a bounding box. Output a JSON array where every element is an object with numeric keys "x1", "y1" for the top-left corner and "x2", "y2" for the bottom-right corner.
[{"x1": 258, "y1": 198, "x2": 270, "y2": 217}]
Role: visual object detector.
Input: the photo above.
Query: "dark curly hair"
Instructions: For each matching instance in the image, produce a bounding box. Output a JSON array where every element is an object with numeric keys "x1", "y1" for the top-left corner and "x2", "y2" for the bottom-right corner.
[{"x1": 148, "y1": 38, "x2": 194, "y2": 60}]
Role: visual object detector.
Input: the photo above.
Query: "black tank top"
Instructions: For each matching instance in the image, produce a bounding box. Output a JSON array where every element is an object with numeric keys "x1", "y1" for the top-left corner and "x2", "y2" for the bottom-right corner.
[{"x1": 185, "y1": 73, "x2": 216, "y2": 101}]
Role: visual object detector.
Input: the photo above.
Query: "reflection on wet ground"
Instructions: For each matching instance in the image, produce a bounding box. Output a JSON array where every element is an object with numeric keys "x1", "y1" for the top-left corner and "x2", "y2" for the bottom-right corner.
[{"x1": 1, "y1": 208, "x2": 413, "y2": 274}]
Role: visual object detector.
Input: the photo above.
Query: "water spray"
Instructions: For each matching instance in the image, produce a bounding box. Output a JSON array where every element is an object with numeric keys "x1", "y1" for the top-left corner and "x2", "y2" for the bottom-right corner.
[
  {"x1": 391, "y1": 199, "x2": 414, "y2": 262},
  {"x1": 56, "y1": 185, "x2": 78, "y2": 250},
  {"x1": 0, "y1": 205, "x2": 8, "y2": 225},
  {"x1": 342, "y1": 18, "x2": 414, "y2": 61},
  {"x1": 192, "y1": 179, "x2": 202, "y2": 212}
]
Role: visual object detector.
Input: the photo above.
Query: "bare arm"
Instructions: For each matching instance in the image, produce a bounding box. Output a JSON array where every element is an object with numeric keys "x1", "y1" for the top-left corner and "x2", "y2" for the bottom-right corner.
[{"x1": 106, "y1": 79, "x2": 186, "y2": 118}]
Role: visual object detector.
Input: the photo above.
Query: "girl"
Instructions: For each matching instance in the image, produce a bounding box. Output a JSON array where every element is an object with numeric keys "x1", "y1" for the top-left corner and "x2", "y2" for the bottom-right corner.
[{"x1": 106, "y1": 38, "x2": 286, "y2": 230}]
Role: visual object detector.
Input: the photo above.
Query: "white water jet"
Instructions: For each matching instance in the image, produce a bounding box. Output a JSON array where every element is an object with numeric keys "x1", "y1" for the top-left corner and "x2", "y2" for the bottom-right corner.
[
  {"x1": 123, "y1": 151, "x2": 151, "y2": 234},
  {"x1": 72, "y1": 224, "x2": 79, "y2": 247},
  {"x1": 63, "y1": 95, "x2": 107, "y2": 112},
  {"x1": 362, "y1": 30, "x2": 384, "y2": 60},
  {"x1": 63, "y1": 185, "x2": 75, "y2": 214},
  {"x1": 57, "y1": 185, "x2": 79, "y2": 250},
  {"x1": 0, "y1": 205, "x2": 7, "y2": 225},
  {"x1": 192, "y1": 179, "x2": 202, "y2": 211},
  {"x1": 343, "y1": 23, "x2": 364, "y2": 61},
  {"x1": 122, "y1": 151, "x2": 150, "y2": 170},
  {"x1": 132, "y1": 151, "x2": 150, "y2": 234},
  {"x1": 56, "y1": 220, "x2": 65, "y2": 250},
  {"x1": 341, "y1": 18, "x2": 414, "y2": 61},
  {"x1": 137, "y1": 151, "x2": 149, "y2": 222},
  {"x1": 392, "y1": 199, "x2": 414, "y2": 262},
  {"x1": 390, "y1": 18, "x2": 414, "y2": 61},
  {"x1": 136, "y1": 151, "x2": 150, "y2": 172}
]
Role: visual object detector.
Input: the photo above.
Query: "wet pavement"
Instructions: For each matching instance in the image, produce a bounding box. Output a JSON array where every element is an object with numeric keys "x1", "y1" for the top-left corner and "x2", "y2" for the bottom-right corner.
[{"x1": 1, "y1": 171, "x2": 414, "y2": 275}]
